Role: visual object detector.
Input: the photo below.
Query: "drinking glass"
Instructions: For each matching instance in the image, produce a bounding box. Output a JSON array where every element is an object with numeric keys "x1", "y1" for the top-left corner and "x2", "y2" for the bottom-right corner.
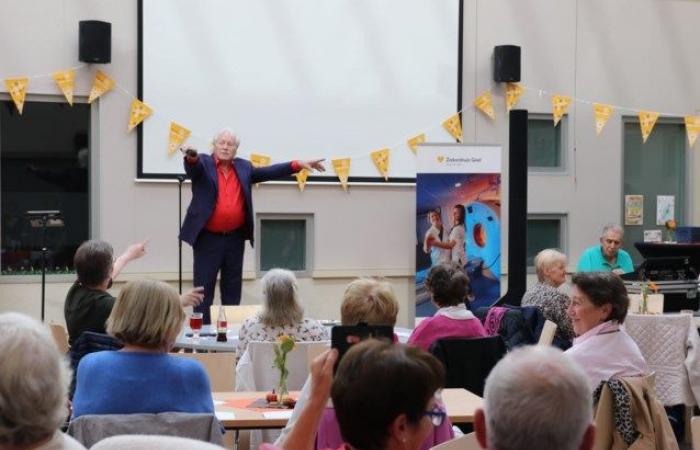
[{"x1": 189, "y1": 312, "x2": 203, "y2": 339}]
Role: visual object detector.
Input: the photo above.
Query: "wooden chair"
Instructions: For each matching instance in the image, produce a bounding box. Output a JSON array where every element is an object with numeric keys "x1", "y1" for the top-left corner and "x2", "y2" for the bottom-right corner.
[
  {"x1": 430, "y1": 432, "x2": 480, "y2": 450},
  {"x1": 49, "y1": 323, "x2": 69, "y2": 353},
  {"x1": 174, "y1": 352, "x2": 236, "y2": 391},
  {"x1": 210, "y1": 305, "x2": 262, "y2": 324},
  {"x1": 691, "y1": 416, "x2": 700, "y2": 450},
  {"x1": 537, "y1": 320, "x2": 557, "y2": 346}
]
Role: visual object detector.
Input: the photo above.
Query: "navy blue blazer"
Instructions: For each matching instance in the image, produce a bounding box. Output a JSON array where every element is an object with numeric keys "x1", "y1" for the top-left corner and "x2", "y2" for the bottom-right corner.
[{"x1": 179, "y1": 154, "x2": 296, "y2": 246}]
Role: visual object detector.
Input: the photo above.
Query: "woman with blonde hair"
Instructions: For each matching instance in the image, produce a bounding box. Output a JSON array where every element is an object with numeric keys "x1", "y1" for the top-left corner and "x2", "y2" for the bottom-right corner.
[
  {"x1": 71, "y1": 279, "x2": 214, "y2": 418},
  {"x1": 236, "y1": 268, "x2": 328, "y2": 360}
]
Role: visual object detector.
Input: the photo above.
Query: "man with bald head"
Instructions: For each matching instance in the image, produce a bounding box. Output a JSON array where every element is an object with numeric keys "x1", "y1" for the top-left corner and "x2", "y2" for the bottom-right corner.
[
  {"x1": 474, "y1": 346, "x2": 595, "y2": 450},
  {"x1": 577, "y1": 224, "x2": 634, "y2": 275},
  {"x1": 180, "y1": 129, "x2": 324, "y2": 323}
]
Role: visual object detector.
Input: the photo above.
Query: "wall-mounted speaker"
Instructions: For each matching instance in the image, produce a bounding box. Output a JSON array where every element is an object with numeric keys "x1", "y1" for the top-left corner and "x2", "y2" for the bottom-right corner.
[
  {"x1": 493, "y1": 45, "x2": 520, "y2": 83},
  {"x1": 79, "y1": 21, "x2": 111, "y2": 64}
]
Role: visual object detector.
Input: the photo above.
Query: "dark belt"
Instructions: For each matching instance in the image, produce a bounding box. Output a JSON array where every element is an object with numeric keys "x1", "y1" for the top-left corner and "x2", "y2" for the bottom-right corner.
[{"x1": 204, "y1": 228, "x2": 240, "y2": 236}]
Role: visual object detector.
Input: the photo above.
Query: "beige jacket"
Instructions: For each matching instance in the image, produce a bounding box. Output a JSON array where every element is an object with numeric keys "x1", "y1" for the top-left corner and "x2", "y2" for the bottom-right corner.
[{"x1": 593, "y1": 375, "x2": 678, "y2": 450}]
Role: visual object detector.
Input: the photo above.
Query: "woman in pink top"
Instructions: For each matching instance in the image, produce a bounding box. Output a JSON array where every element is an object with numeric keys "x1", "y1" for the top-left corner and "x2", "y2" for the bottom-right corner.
[
  {"x1": 564, "y1": 272, "x2": 649, "y2": 390},
  {"x1": 408, "y1": 263, "x2": 487, "y2": 351}
]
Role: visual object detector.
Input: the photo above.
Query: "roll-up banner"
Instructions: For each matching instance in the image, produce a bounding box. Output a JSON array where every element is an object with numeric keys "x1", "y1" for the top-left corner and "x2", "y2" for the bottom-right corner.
[{"x1": 416, "y1": 144, "x2": 502, "y2": 317}]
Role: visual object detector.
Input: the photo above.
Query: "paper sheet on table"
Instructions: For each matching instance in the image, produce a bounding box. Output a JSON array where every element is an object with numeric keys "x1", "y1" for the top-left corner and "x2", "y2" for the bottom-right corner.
[
  {"x1": 215, "y1": 411, "x2": 236, "y2": 420},
  {"x1": 262, "y1": 411, "x2": 293, "y2": 419},
  {"x1": 213, "y1": 400, "x2": 225, "y2": 406}
]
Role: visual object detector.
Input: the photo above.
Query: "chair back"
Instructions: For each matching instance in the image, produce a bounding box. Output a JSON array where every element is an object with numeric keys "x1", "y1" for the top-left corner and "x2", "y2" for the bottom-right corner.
[
  {"x1": 628, "y1": 293, "x2": 664, "y2": 314},
  {"x1": 210, "y1": 305, "x2": 262, "y2": 324},
  {"x1": 49, "y1": 323, "x2": 69, "y2": 353},
  {"x1": 174, "y1": 352, "x2": 236, "y2": 391},
  {"x1": 691, "y1": 416, "x2": 700, "y2": 450},
  {"x1": 235, "y1": 340, "x2": 330, "y2": 391},
  {"x1": 91, "y1": 434, "x2": 226, "y2": 450},
  {"x1": 67, "y1": 412, "x2": 223, "y2": 448},
  {"x1": 537, "y1": 320, "x2": 557, "y2": 346},
  {"x1": 430, "y1": 433, "x2": 480, "y2": 450},
  {"x1": 429, "y1": 336, "x2": 507, "y2": 397}
]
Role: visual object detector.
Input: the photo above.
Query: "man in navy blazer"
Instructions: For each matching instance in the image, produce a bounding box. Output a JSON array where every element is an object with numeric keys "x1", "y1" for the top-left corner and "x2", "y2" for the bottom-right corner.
[{"x1": 180, "y1": 129, "x2": 324, "y2": 323}]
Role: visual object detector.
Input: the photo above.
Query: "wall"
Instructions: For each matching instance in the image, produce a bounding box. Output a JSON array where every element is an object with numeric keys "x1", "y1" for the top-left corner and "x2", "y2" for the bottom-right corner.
[{"x1": 1, "y1": 0, "x2": 699, "y2": 327}]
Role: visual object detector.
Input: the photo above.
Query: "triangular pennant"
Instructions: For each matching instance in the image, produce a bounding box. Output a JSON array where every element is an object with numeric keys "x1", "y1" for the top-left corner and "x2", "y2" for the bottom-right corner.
[
  {"x1": 5, "y1": 77, "x2": 28, "y2": 114},
  {"x1": 168, "y1": 121, "x2": 191, "y2": 156},
  {"x1": 505, "y1": 83, "x2": 523, "y2": 111},
  {"x1": 250, "y1": 153, "x2": 272, "y2": 168},
  {"x1": 474, "y1": 90, "x2": 495, "y2": 120},
  {"x1": 332, "y1": 158, "x2": 351, "y2": 191},
  {"x1": 593, "y1": 103, "x2": 614, "y2": 135},
  {"x1": 407, "y1": 133, "x2": 426, "y2": 155},
  {"x1": 370, "y1": 148, "x2": 390, "y2": 181},
  {"x1": 442, "y1": 113, "x2": 463, "y2": 142},
  {"x1": 551, "y1": 95, "x2": 572, "y2": 126},
  {"x1": 127, "y1": 99, "x2": 153, "y2": 132},
  {"x1": 52, "y1": 70, "x2": 75, "y2": 106},
  {"x1": 295, "y1": 168, "x2": 309, "y2": 192},
  {"x1": 638, "y1": 110, "x2": 659, "y2": 143},
  {"x1": 685, "y1": 116, "x2": 700, "y2": 148},
  {"x1": 88, "y1": 70, "x2": 115, "y2": 103}
]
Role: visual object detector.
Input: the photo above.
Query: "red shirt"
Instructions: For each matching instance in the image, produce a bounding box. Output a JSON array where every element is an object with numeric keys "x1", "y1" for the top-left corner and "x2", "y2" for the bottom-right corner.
[{"x1": 205, "y1": 157, "x2": 246, "y2": 233}]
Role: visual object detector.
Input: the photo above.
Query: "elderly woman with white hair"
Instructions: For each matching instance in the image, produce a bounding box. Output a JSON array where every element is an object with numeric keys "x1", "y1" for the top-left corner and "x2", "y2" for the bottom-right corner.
[
  {"x1": 0, "y1": 312, "x2": 86, "y2": 449},
  {"x1": 236, "y1": 268, "x2": 328, "y2": 360},
  {"x1": 521, "y1": 248, "x2": 575, "y2": 343}
]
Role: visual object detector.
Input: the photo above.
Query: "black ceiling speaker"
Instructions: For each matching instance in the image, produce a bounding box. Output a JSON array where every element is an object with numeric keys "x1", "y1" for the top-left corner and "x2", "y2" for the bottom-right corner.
[
  {"x1": 493, "y1": 45, "x2": 521, "y2": 82},
  {"x1": 79, "y1": 21, "x2": 111, "y2": 64}
]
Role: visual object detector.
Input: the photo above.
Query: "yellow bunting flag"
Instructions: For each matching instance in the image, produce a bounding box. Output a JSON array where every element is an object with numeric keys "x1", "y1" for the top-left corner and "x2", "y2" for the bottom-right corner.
[
  {"x1": 5, "y1": 78, "x2": 28, "y2": 114},
  {"x1": 295, "y1": 168, "x2": 309, "y2": 192},
  {"x1": 593, "y1": 103, "x2": 614, "y2": 135},
  {"x1": 332, "y1": 158, "x2": 351, "y2": 191},
  {"x1": 88, "y1": 70, "x2": 115, "y2": 103},
  {"x1": 442, "y1": 113, "x2": 463, "y2": 142},
  {"x1": 474, "y1": 90, "x2": 495, "y2": 120},
  {"x1": 638, "y1": 111, "x2": 659, "y2": 143},
  {"x1": 505, "y1": 83, "x2": 523, "y2": 111},
  {"x1": 684, "y1": 116, "x2": 700, "y2": 147},
  {"x1": 127, "y1": 99, "x2": 153, "y2": 132},
  {"x1": 250, "y1": 153, "x2": 271, "y2": 168},
  {"x1": 167, "y1": 122, "x2": 191, "y2": 156},
  {"x1": 52, "y1": 70, "x2": 75, "y2": 106},
  {"x1": 551, "y1": 95, "x2": 572, "y2": 127},
  {"x1": 407, "y1": 133, "x2": 426, "y2": 155},
  {"x1": 371, "y1": 148, "x2": 390, "y2": 180}
]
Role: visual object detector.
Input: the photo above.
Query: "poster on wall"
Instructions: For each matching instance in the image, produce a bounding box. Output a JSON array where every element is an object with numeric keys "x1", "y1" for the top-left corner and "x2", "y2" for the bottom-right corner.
[
  {"x1": 416, "y1": 144, "x2": 502, "y2": 317},
  {"x1": 624, "y1": 195, "x2": 644, "y2": 225},
  {"x1": 656, "y1": 195, "x2": 675, "y2": 225}
]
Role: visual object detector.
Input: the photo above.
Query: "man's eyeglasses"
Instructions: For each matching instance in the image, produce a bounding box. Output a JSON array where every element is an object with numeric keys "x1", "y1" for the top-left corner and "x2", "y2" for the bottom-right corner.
[
  {"x1": 604, "y1": 239, "x2": 622, "y2": 245},
  {"x1": 424, "y1": 408, "x2": 446, "y2": 426}
]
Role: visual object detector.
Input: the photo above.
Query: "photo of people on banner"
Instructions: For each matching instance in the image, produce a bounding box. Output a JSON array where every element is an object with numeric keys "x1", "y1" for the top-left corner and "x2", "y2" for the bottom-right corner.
[{"x1": 416, "y1": 145, "x2": 501, "y2": 317}]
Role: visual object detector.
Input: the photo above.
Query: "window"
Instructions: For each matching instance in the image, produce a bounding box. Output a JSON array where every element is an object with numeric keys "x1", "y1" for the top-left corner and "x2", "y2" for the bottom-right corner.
[
  {"x1": 527, "y1": 215, "x2": 567, "y2": 268},
  {"x1": 256, "y1": 214, "x2": 313, "y2": 275},
  {"x1": 528, "y1": 114, "x2": 566, "y2": 170},
  {"x1": 1, "y1": 99, "x2": 90, "y2": 275}
]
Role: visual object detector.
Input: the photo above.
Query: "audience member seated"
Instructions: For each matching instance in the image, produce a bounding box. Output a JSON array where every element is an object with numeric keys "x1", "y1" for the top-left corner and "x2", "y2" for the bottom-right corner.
[
  {"x1": 577, "y1": 224, "x2": 634, "y2": 275},
  {"x1": 564, "y1": 271, "x2": 649, "y2": 390},
  {"x1": 0, "y1": 312, "x2": 86, "y2": 450},
  {"x1": 236, "y1": 268, "x2": 328, "y2": 360},
  {"x1": 474, "y1": 346, "x2": 594, "y2": 450},
  {"x1": 71, "y1": 280, "x2": 215, "y2": 418},
  {"x1": 408, "y1": 263, "x2": 486, "y2": 351},
  {"x1": 521, "y1": 249, "x2": 575, "y2": 344},
  {"x1": 64, "y1": 239, "x2": 203, "y2": 346}
]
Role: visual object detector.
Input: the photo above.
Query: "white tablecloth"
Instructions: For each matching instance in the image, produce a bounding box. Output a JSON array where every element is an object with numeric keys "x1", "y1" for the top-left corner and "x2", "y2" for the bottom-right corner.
[{"x1": 624, "y1": 313, "x2": 700, "y2": 406}]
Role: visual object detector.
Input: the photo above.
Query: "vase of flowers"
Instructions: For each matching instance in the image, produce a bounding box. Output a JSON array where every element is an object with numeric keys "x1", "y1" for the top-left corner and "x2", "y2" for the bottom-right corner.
[
  {"x1": 664, "y1": 219, "x2": 677, "y2": 243},
  {"x1": 639, "y1": 280, "x2": 657, "y2": 314},
  {"x1": 272, "y1": 335, "x2": 296, "y2": 401}
]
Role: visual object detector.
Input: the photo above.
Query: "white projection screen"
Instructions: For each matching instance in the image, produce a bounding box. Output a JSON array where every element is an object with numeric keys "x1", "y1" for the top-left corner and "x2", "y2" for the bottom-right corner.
[{"x1": 139, "y1": 0, "x2": 462, "y2": 181}]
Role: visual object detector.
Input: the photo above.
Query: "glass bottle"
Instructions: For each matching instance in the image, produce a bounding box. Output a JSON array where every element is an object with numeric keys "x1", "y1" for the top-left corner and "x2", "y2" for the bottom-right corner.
[{"x1": 216, "y1": 307, "x2": 228, "y2": 342}]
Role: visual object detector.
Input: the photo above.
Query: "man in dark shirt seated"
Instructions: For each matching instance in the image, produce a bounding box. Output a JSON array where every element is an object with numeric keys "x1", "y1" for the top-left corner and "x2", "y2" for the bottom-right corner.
[{"x1": 64, "y1": 239, "x2": 203, "y2": 346}]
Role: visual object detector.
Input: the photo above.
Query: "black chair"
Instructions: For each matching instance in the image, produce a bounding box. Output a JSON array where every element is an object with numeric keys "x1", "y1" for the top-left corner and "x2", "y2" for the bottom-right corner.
[{"x1": 429, "y1": 335, "x2": 507, "y2": 397}]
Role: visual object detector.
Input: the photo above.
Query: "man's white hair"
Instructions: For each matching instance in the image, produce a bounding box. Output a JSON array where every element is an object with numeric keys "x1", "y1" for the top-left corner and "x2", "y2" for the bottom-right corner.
[
  {"x1": 0, "y1": 313, "x2": 71, "y2": 446},
  {"x1": 211, "y1": 127, "x2": 240, "y2": 148},
  {"x1": 483, "y1": 346, "x2": 592, "y2": 450},
  {"x1": 601, "y1": 223, "x2": 624, "y2": 238}
]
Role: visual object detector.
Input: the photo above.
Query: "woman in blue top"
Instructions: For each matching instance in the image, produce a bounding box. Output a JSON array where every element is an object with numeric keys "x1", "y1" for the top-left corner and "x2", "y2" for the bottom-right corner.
[{"x1": 72, "y1": 279, "x2": 214, "y2": 418}]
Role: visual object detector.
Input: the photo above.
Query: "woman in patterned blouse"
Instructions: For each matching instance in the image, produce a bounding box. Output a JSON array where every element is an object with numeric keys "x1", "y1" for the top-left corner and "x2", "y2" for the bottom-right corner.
[
  {"x1": 236, "y1": 268, "x2": 328, "y2": 360},
  {"x1": 521, "y1": 249, "x2": 575, "y2": 343}
]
